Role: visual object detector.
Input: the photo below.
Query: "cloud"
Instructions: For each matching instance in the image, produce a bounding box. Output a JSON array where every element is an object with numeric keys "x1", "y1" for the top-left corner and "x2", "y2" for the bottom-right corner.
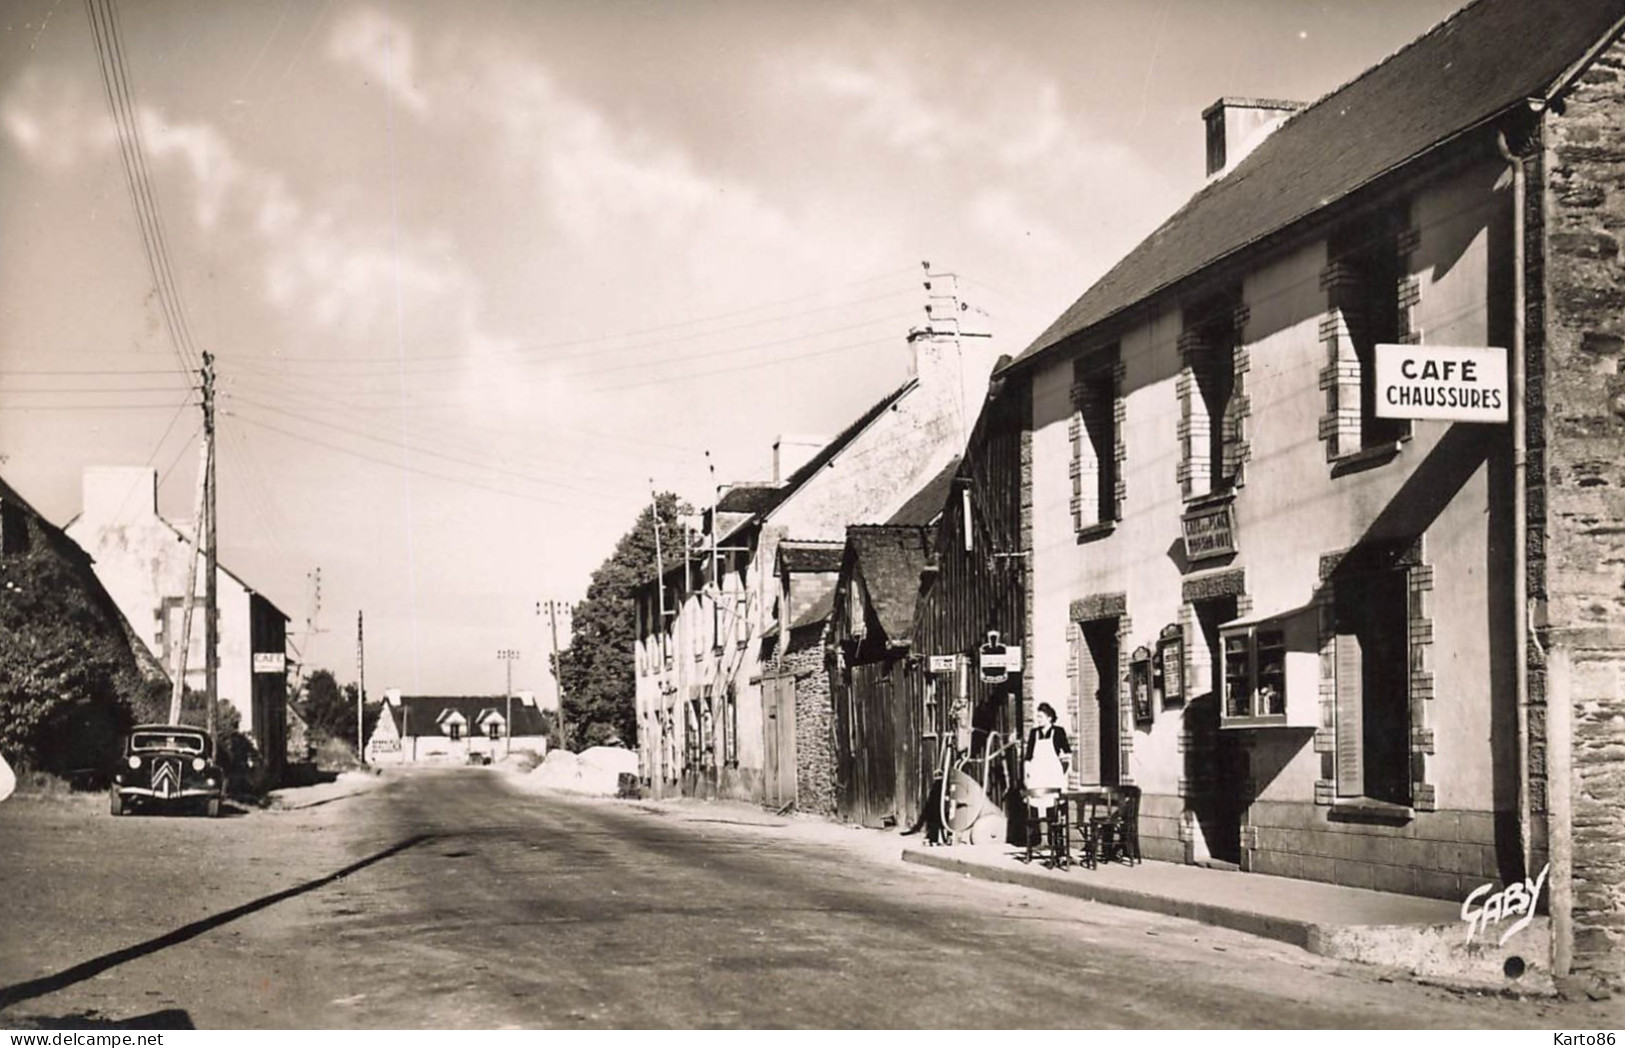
[
  {"x1": 326, "y1": 7, "x2": 429, "y2": 116},
  {"x1": 1, "y1": 68, "x2": 110, "y2": 167}
]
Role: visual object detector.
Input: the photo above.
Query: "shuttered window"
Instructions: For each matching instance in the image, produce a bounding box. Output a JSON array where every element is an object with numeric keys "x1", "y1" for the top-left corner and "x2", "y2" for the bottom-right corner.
[
  {"x1": 1334, "y1": 567, "x2": 1410, "y2": 803},
  {"x1": 1334, "y1": 631, "x2": 1364, "y2": 797},
  {"x1": 1071, "y1": 625, "x2": 1101, "y2": 785}
]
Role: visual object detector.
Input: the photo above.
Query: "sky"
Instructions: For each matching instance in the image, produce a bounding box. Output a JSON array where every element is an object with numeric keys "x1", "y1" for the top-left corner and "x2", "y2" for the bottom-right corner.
[{"x1": 0, "y1": 0, "x2": 1463, "y2": 698}]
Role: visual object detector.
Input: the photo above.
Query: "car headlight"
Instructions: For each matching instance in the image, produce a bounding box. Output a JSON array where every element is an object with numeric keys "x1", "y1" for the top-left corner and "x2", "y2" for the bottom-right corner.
[
  {"x1": 191, "y1": 757, "x2": 206, "y2": 771},
  {"x1": 127, "y1": 755, "x2": 141, "y2": 769}
]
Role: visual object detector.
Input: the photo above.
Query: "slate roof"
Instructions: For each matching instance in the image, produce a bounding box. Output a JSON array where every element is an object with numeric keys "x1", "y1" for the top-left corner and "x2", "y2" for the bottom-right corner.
[
  {"x1": 1005, "y1": 0, "x2": 1625, "y2": 373},
  {"x1": 791, "y1": 586, "x2": 836, "y2": 632},
  {"x1": 886, "y1": 455, "x2": 961, "y2": 527},
  {"x1": 777, "y1": 541, "x2": 846, "y2": 574},
  {"x1": 734, "y1": 379, "x2": 918, "y2": 522},
  {"x1": 716, "y1": 484, "x2": 784, "y2": 514},
  {"x1": 844, "y1": 525, "x2": 932, "y2": 644},
  {"x1": 385, "y1": 696, "x2": 551, "y2": 738}
]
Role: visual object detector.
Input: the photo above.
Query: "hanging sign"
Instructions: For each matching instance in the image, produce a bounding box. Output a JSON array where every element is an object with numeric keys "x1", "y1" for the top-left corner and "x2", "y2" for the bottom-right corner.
[
  {"x1": 978, "y1": 632, "x2": 1023, "y2": 683},
  {"x1": 1375, "y1": 344, "x2": 1507, "y2": 422},
  {"x1": 253, "y1": 652, "x2": 286, "y2": 674},
  {"x1": 927, "y1": 655, "x2": 957, "y2": 674}
]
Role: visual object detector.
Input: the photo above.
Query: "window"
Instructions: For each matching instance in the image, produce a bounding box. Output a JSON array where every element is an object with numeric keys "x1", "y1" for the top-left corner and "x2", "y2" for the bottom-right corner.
[
  {"x1": 1325, "y1": 212, "x2": 1411, "y2": 457},
  {"x1": 448, "y1": 722, "x2": 464, "y2": 741},
  {"x1": 684, "y1": 698, "x2": 701, "y2": 772},
  {"x1": 1221, "y1": 626, "x2": 1287, "y2": 720},
  {"x1": 700, "y1": 688, "x2": 716, "y2": 773},
  {"x1": 723, "y1": 683, "x2": 738, "y2": 766},
  {"x1": 1071, "y1": 348, "x2": 1120, "y2": 532},
  {"x1": 1179, "y1": 296, "x2": 1241, "y2": 499},
  {"x1": 1334, "y1": 567, "x2": 1411, "y2": 804}
]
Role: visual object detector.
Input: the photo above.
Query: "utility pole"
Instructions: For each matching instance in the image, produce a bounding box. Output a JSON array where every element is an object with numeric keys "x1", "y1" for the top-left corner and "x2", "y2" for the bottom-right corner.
[
  {"x1": 497, "y1": 648, "x2": 520, "y2": 758},
  {"x1": 356, "y1": 611, "x2": 366, "y2": 763},
  {"x1": 168, "y1": 428, "x2": 209, "y2": 724},
  {"x1": 538, "y1": 600, "x2": 571, "y2": 749},
  {"x1": 203, "y1": 351, "x2": 219, "y2": 750}
]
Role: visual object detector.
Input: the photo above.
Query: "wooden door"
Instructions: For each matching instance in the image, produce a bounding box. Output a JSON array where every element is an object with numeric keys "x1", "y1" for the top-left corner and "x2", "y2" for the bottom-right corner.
[{"x1": 762, "y1": 676, "x2": 797, "y2": 809}]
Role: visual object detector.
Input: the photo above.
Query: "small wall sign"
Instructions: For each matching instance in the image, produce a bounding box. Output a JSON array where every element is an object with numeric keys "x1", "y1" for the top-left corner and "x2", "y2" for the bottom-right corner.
[
  {"x1": 1130, "y1": 646, "x2": 1154, "y2": 726},
  {"x1": 1182, "y1": 502, "x2": 1237, "y2": 562},
  {"x1": 1158, "y1": 625, "x2": 1185, "y2": 707}
]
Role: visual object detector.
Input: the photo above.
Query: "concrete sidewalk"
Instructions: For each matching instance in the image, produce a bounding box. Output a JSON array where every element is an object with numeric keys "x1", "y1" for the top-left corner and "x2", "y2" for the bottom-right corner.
[
  {"x1": 572, "y1": 789, "x2": 1559, "y2": 996},
  {"x1": 903, "y1": 842, "x2": 1552, "y2": 996}
]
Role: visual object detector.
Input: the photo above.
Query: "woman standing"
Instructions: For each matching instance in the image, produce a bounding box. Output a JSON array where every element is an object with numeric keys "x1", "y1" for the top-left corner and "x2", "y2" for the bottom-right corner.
[{"x1": 1023, "y1": 702, "x2": 1072, "y2": 809}]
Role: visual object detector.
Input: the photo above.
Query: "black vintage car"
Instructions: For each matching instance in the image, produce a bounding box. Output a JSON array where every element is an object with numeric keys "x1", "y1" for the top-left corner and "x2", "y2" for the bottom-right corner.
[{"x1": 111, "y1": 724, "x2": 224, "y2": 817}]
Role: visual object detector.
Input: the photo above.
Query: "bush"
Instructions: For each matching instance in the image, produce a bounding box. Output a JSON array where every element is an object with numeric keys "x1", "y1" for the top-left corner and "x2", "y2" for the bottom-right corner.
[{"x1": 312, "y1": 734, "x2": 363, "y2": 772}]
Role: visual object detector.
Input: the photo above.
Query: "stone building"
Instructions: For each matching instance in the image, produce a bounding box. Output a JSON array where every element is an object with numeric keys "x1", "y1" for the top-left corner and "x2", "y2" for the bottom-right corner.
[
  {"x1": 994, "y1": 0, "x2": 1625, "y2": 988},
  {"x1": 65, "y1": 466, "x2": 290, "y2": 774},
  {"x1": 633, "y1": 325, "x2": 996, "y2": 805}
]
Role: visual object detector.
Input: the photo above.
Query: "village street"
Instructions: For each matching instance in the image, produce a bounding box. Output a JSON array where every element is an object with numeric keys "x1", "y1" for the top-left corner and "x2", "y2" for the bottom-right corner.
[{"x1": 0, "y1": 768, "x2": 1615, "y2": 1030}]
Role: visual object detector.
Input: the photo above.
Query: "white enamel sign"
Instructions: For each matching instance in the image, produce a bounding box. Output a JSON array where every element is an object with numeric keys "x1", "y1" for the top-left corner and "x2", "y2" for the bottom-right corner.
[{"x1": 1375, "y1": 344, "x2": 1508, "y2": 422}]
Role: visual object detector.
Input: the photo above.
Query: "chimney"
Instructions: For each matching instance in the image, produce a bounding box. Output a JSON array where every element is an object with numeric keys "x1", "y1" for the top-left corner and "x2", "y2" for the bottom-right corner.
[
  {"x1": 1202, "y1": 97, "x2": 1302, "y2": 177},
  {"x1": 81, "y1": 465, "x2": 158, "y2": 525},
  {"x1": 772, "y1": 435, "x2": 826, "y2": 483}
]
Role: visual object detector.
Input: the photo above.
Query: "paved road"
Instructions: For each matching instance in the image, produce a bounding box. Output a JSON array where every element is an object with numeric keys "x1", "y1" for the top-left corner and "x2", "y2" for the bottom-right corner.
[{"x1": 0, "y1": 768, "x2": 1615, "y2": 1029}]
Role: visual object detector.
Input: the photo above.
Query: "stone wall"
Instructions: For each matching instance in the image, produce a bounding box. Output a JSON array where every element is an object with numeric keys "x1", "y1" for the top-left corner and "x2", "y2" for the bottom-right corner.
[
  {"x1": 1542, "y1": 40, "x2": 1625, "y2": 987},
  {"x1": 785, "y1": 627, "x2": 836, "y2": 815}
]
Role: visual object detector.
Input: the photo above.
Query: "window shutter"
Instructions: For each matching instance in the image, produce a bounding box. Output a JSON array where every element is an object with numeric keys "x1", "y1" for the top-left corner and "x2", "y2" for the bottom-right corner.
[
  {"x1": 1072, "y1": 626, "x2": 1101, "y2": 784},
  {"x1": 1335, "y1": 630, "x2": 1364, "y2": 796}
]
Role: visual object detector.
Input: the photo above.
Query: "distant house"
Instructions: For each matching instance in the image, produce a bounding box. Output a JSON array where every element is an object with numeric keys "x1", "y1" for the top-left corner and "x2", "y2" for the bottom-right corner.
[
  {"x1": 366, "y1": 690, "x2": 550, "y2": 764},
  {"x1": 65, "y1": 466, "x2": 290, "y2": 773}
]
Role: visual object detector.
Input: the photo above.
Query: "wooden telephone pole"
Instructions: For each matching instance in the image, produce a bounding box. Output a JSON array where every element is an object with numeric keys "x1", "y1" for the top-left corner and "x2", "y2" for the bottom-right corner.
[
  {"x1": 357, "y1": 611, "x2": 367, "y2": 763},
  {"x1": 166, "y1": 353, "x2": 216, "y2": 730},
  {"x1": 203, "y1": 352, "x2": 219, "y2": 749},
  {"x1": 538, "y1": 600, "x2": 570, "y2": 749}
]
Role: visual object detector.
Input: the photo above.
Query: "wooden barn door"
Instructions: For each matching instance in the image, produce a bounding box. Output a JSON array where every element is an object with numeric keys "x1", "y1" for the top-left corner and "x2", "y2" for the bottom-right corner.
[
  {"x1": 762, "y1": 676, "x2": 797, "y2": 810},
  {"x1": 851, "y1": 662, "x2": 900, "y2": 828}
]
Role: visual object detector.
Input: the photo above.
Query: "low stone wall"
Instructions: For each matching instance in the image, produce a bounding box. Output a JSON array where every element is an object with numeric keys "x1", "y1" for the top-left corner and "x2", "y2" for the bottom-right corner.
[{"x1": 1248, "y1": 800, "x2": 1504, "y2": 900}]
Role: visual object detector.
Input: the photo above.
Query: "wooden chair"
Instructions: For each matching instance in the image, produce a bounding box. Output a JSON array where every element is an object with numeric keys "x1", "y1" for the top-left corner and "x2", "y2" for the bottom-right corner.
[
  {"x1": 1020, "y1": 789, "x2": 1070, "y2": 869},
  {"x1": 1093, "y1": 785, "x2": 1142, "y2": 865}
]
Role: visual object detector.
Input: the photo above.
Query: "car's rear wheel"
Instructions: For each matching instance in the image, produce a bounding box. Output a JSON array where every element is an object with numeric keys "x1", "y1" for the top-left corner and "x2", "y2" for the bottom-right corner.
[
  {"x1": 109, "y1": 790, "x2": 125, "y2": 816},
  {"x1": 206, "y1": 796, "x2": 221, "y2": 818}
]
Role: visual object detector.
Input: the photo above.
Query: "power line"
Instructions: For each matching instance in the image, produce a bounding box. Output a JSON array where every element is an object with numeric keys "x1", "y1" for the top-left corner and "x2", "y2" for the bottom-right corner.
[
  {"x1": 216, "y1": 267, "x2": 919, "y2": 368},
  {"x1": 223, "y1": 393, "x2": 632, "y2": 504},
  {"x1": 225, "y1": 411, "x2": 604, "y2": 510}
]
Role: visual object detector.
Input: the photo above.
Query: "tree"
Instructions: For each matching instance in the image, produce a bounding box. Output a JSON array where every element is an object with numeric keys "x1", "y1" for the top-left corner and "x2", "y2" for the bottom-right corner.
[
  {"x1": 554, "y1": 492, "x2": 688, "y2": 750},
  {"x1": 0, "y1": 517, "x2": 157, "y2": 774},
  {"x1": 297, "y1": 668, "x2": 374, "y2": 749}
]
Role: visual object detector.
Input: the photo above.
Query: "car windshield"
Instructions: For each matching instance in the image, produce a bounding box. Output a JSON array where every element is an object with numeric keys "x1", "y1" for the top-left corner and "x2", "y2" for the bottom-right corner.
[{"x1": 130, "y1": 731, "x2": 206, "y2": 755}]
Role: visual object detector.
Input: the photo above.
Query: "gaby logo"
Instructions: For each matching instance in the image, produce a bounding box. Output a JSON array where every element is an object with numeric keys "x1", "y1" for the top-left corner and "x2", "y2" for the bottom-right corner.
[{"x1": 1461, "y1": 863, "x2": 1549, "y2": 946}]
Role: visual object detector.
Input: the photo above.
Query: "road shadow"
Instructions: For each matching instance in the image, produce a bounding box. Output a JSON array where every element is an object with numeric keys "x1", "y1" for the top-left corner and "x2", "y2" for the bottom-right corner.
[
  {"x1": 3, "y1": 1008, "x2": 195, "y2": 1029},
  {"x1": 0, "y1": 834, "x2": 431, "y2": 1011}
]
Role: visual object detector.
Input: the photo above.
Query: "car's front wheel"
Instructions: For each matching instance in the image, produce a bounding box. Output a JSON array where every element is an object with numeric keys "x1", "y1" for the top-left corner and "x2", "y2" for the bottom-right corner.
[{"x1": 109, "y1": 790, "x2": 125, "y2": 817}]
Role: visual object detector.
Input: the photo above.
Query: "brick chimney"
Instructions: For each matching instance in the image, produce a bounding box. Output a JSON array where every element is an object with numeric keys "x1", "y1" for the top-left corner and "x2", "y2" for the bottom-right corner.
[
  {"x1": 1203, "y1": 97, "x2": 1302, "y2": 177},
  {"x1": 773, "y1": 435, "x2": 826, "y2": 483}
]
